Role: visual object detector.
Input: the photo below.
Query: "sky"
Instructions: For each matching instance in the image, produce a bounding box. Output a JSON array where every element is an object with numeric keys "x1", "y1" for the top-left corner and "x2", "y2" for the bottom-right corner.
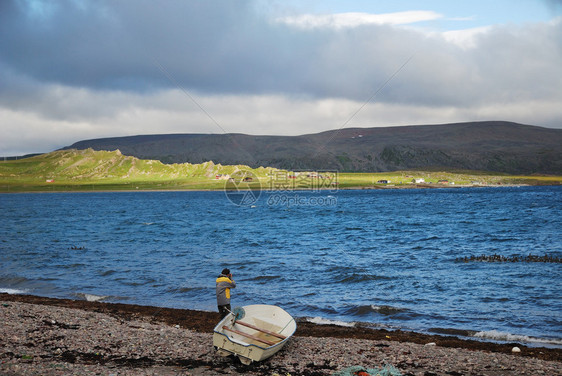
[{"x1": 1, "y1": 0, "x2": 561, "y2": 156}]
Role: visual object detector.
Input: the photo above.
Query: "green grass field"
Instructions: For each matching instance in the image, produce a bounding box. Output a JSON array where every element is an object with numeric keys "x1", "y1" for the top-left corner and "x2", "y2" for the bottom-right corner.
[{"x1": 0, "y1": 149, "x2": 560, "y2": 193}]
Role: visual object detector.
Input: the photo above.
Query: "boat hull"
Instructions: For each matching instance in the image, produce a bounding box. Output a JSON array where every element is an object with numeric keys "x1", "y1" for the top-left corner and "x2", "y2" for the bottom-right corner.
[{"x1": 213, "y1": 304, "x2": 296, "y2": 364}]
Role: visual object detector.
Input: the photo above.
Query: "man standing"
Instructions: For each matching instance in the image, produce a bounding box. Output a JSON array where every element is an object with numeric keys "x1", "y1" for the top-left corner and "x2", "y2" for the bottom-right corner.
[{"x1": 216, "y1": 268, "x2": 236, "y2": 319}]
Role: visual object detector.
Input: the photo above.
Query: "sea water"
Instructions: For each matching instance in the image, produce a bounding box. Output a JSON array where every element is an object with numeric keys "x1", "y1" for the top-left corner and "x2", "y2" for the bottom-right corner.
[{"x1": 1, "y1": 186, "x2": 560, "y2": 347}]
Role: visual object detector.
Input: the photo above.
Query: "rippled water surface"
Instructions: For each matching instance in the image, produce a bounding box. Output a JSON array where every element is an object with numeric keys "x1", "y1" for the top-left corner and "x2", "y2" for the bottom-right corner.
[{"x1": 1, "y1": 186, "x2": 561, "y2": 346}]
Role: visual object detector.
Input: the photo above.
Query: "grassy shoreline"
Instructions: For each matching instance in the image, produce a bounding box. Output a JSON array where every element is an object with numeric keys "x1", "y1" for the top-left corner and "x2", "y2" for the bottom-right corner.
[
  {"x1": 1, "y1": 149, "x2": 560, "y2": 193},
  {"x1": 1, "y1": 176, "x2": 559, "y2": 193}
]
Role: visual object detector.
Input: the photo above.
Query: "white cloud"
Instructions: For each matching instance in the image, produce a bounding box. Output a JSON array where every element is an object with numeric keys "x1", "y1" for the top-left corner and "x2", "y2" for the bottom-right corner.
[
  {"x1": 275, "y1": 11, "x2": 443, "y2": 29},
  {"x1": 440, "y1": 26, "x2": 492, "y2": 49},
  {"x1": 0, "y1": 109, "x2": 96, "y2": 155},
  {"x1": 2, "y1": 84, "x2": 561, "y2": 156}
]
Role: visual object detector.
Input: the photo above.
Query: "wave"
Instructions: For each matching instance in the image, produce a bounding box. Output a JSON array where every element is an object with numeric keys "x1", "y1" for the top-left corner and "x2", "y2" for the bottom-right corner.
[
  {"x1": 74, "y1": 293, "x2": 109, "y2": 302},
  {"x1": 419, "y1": 235, "x2": 440, "y2": 242},
  {"x1": 345, "y1": 304, "x2": 408, "y2": 317},
  {"x1": 116, "y1": 277, "x2": 157, "y2": 287},
  {"x1": 306, "y1": 317, "x2": 356, "y2": 327},
  {"x1": 60, "y1": 263, "x2": 86, "y2": 269},
  {"x1": 170, "y1": 286, "x2": 208, "y2": 293},
  {"x1": 99, "y1": 269, "x2": 118, "y2": 277},
  {"x1": 303, "y1": 316, "x2": 393, "y2": 331},
  {"x1": 0, "y1": 276, "x2": 35, "y2": 294},
  {"x1": 247, "y1": 275, "x2": 281, "y2": 281},
  {"x1": 303, "y1": 320, "x2": 562, "y2": 348},
  {"x1": 473, "y1": 330, "x2": 562, "y2": 347},
  {"x1": 73, "y1": 292, "x2": 131, "y2": 302},
  {"x1": 337, "y1": 273, "x2": 393, "y2": 283},
  {"x1": 0, "y1": 287, "x2": 28, "y2": 294},
  {"x1": 489, "y1": 237, "x2": 518, "y2": 242},
  {"x1": 325, "y1": 265, "x2": 356, "y2": 274},
  {"x1": 0, "y1": 276, "x2": 31, "y2": 285},
  {"x1": 296, "y1": 304, "x2": 340, "y2": 316}
]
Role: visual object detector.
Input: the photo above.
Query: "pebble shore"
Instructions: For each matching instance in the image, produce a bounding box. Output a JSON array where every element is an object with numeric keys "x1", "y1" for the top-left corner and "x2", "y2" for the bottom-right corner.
[{"x1": 1, "y1": 298, "x2": 560, "y2": 376}]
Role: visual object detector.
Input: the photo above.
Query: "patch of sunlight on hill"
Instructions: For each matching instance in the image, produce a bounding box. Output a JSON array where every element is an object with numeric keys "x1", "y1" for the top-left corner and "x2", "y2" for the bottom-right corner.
[{"x1": 0, "y1": 149, "x2": 281, "y2": 191}]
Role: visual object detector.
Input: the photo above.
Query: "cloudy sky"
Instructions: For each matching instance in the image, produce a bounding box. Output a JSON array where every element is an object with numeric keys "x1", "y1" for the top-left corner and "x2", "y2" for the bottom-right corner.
[{"x1": 1, "y1": 0, "x2": 561, "y2": 156}]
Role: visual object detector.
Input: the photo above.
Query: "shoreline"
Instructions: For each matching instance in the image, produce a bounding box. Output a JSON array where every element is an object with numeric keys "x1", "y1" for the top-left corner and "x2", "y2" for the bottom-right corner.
[
  {"x1": 1, "y1": 182, "x2": 558, "y2": 194},
  {"x1": 4, "y1": 292, "x2": 562, "y2": 362},
  {"x1": 2, "y1": 293, "x2": 560, "y2": 362},
  {"x1": 2, "y1": 294, "x2": 560, "y2": 375}
]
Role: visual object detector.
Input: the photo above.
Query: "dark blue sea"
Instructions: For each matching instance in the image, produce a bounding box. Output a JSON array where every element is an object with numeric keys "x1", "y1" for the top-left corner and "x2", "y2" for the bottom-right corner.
[{"x1": 1, "y1": 186, "x2": 561, "y2": 347}]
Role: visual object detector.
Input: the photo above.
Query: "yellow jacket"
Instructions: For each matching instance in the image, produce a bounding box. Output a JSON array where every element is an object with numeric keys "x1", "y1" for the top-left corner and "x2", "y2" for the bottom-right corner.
[{"x1": 216, "y1": 275, "x2": 236, "y2": 306}]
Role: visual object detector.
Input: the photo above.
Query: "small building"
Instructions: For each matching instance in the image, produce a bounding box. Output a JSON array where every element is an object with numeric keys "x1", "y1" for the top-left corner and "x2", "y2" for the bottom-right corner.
[
  {"x1": 377, "y1": 180, "x2": 390, "y2": 184},
  {"x1": 438, "y1": 180, "x2": 449, "y2": 184},
  {"x1": 46, "y1": 179, "x2": 55, "y2": 183},
  {"x1": 412, "y1": 178, "x2": 425, "y2": 184}
]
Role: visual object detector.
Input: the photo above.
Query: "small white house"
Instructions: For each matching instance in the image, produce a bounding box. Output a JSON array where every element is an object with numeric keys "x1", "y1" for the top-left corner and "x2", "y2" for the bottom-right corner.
[{"x1": 412, "y1": 178, "x2": 425, "y2": 184}]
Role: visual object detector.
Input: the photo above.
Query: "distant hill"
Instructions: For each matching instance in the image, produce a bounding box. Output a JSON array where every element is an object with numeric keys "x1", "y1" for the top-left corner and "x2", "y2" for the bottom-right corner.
[{"x1": 63, "y1": 121, "x2": 562, "y2": 174}]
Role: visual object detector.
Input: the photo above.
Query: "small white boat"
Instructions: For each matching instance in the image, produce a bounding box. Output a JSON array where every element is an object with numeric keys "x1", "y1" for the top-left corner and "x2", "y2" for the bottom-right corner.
[{"x1": 213, "y1": 304, "x2": 297, "y2": 365}]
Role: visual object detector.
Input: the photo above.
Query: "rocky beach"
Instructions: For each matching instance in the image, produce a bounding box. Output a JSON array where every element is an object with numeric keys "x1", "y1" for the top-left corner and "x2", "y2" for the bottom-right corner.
[{"x1": 1, "y1": 294, "x2": 560, "y2": 376}]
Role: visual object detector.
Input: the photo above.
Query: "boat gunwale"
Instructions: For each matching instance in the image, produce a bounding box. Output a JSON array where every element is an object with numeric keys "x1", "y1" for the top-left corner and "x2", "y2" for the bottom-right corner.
[{"x1": 213, "y1": 305, "x2": 297, "y2": 352}]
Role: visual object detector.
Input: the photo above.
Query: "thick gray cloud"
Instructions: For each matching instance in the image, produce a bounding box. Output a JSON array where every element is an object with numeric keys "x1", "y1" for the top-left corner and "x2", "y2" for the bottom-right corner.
[
  {"x1": 0, "y1": 0, "x2": 561, "y2": 155},
  {"x1": 1, "y1": 0, "x2": 309, "y2": 93},
  {"x1": 2, "y1": 0, "x2": 558, "y2": 102}
]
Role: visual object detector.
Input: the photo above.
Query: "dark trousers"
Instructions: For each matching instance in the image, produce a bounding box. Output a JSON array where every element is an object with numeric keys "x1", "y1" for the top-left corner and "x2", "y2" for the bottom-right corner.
[{"x1": 218, "y1": 304, "x2": 231, "y2": 319}]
